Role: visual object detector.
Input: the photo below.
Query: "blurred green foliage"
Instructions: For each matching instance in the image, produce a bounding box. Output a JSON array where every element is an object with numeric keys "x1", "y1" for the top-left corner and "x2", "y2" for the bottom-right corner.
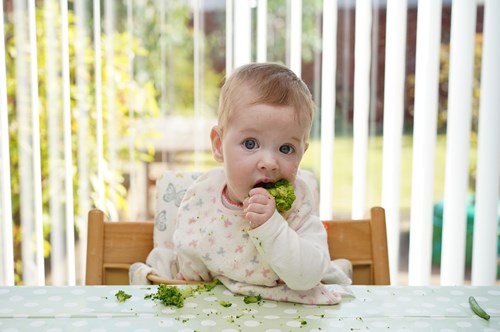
[
  {"x1": 5, "y1": 4, "x2": 158, "y2": 284},
  {"x1": 5, "y1": 0, "x2": 222, "y2": 284},
  {"x1": 113, "y1": 0, "x2": 223, "y2": 116},
  {"x1": 4, "y1": 0, "x2": 222, "y2": 284}
]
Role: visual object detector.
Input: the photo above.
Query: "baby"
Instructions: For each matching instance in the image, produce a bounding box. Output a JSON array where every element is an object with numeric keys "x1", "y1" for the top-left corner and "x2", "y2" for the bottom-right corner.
[{"x1": 171, "y1": 63, "x2": 351, "y2": 303}]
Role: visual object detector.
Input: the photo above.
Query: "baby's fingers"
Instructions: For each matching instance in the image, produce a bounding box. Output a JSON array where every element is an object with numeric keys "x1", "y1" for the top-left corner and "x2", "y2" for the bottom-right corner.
[
  {"x1": 244, "y1": 211, "x2": 269, "y2": 227},
  {"x1": 244, "y1": 191, "x2": 276, "y2": 228}
]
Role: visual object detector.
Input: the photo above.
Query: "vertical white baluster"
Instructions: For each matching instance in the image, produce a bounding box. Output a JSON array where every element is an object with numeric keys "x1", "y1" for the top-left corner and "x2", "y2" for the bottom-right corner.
[
  {"x1": 14, "y1": 0, "x2": 36, "y2": 285},
  {"x1": 351, "y1": 0, "x2": 372, "y2": 219},
  {"x1": 382, "y1": 0, "x2": 408, "y2": 284},
  {"x1": 45, "y1": 0, "x2": 63, "y2": 285},
  {"x1": 408, "y1": 0, "x2": 442, "y2": 286},
  {"x1": 105, "y1": 0, "x2": 118, "y2": 220},
  {"x1": 74, "y1": 0, "x2": 91, "y2": 285},
  {"x1": 320, "y1": 0, "x2": 337, "y2": 221},
  {"x1": 60, "y1": 0, "x2": 76, "y2": 285},
  {"x1": 226, "y1": 0, "x2": 233, "y2": 75},
  {"x1": 28, "y1": 0, "x2": 45, "y2": 286},
  {"x1": 257, "y1": 0, "x2": 267, "y2": 63},
  {"x1": 158, "y1": 0, "x2": 167, "y2": 116},
  {"x1": 440, "y1": 0, "x2": 477, "y2": 286},
  {"x1": 193, "y1": 0, "x2": 205, "y2": 170},
  {"x1": 126, "y1": 0, "x2": 137, "y2": 220},
  {"x1": 93, "y1": 0, "x2": 105, "y2": 214},
  {"x1": 471, "y1": 0, "x2": 500, "y2": 286},
  {"x1": 289, "y1": 0, "x2": 302, "y2": 77},
  {"x1": 0, "y1": 0, "x2": 15, "y2": 286},
  {"x1": 233, "y1": 0, "x2": 251, "y2": 68}
]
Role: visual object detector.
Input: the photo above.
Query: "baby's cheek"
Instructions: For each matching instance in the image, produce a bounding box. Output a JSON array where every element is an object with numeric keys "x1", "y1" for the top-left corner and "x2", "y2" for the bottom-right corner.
[{"x1": 291, "y1": 163, "x2": 300, "y2": 176}]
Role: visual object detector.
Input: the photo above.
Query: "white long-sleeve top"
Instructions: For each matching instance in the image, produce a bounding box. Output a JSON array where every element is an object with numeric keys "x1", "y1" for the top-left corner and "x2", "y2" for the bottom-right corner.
[{"x1": 172, "y1": 167, "x2": 344, "y2": 291}]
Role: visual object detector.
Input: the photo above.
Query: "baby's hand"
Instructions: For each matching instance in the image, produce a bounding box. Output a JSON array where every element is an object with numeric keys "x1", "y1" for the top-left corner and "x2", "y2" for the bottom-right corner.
[{"x1": 243, "y1": 187, "x2": 275, "y2": 229}]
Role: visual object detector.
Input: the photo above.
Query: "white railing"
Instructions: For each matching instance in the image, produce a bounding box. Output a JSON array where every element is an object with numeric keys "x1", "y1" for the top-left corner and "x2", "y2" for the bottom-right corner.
[
  {"x1": 440, "y1": 0, "x2": 477, "y2": 286},
  {"x1": 0, "y1": 0, "x2": 498, "y2": 286},
  {"x1": 471, "y1": 0, "x2": 500, "y2": 285},
  {"x1": 407, "y1": 0, "x2": 443, "y2": 286},
  {"x1": 381, "y1": 0, "x2": 407, "y2": 281}
]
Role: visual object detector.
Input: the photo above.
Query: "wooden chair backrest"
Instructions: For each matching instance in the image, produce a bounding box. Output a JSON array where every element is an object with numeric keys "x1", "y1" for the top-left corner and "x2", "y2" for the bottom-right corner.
[
  {"x1": 85, "y1": 209, "x2": 154, "y2": 285},
  {"x1": 323, "y1": 206, "x2": 390, "y2": 285},
  {"x1": 86, "y1": 206, "x2": 390, "y2": 285}
]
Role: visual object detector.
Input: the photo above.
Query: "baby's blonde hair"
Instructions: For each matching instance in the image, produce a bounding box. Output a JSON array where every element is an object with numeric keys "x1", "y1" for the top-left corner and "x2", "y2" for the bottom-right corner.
[{"x1": 217, "y1": 62, "x2": 315, "y2": 139}]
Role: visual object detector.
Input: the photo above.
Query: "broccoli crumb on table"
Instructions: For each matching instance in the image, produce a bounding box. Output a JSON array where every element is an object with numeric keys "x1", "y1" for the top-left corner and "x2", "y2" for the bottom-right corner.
[{"x1": 144, "y1": 279, "x2": 222, "y2": 308}]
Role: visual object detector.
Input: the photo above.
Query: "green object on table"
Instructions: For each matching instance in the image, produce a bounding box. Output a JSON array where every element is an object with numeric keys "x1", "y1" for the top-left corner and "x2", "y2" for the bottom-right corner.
[
  {"x1": 469, "y1": 296, "x2": 490, "y2": 320},
  {"x1": 243, "y1": 294, "x2": 262, "y2": 304},
  {"x1": 145, "y1": 284, "x2": 187, "y2": 308},
  {"x1": 115, "y1": 290, "x2": 132, "y2": 302},
  {"x1": 144, "y1": 279, "x2": 222, "y2": 308}
]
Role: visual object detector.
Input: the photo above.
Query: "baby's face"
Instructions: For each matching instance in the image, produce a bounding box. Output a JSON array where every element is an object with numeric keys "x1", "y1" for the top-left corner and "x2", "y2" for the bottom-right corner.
[{"x1": 219, "y1": 104, "x2": 309, "y2": 204}]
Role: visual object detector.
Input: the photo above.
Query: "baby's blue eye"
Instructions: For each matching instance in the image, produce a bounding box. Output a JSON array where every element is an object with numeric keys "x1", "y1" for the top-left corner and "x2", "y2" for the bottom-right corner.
[
  {"x1": 243, "y1": 139, "x2": 258, "y2": 150},
  {"x1": 279, "y1": 145, "x2": 294, "y2": 154}
]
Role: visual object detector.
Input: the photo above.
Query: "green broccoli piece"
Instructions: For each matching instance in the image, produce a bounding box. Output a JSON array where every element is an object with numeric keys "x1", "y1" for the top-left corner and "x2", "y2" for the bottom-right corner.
[
  {"x1": 195, "y1": 278, "x2": 221, "y2": 292},
  {"x1": 144, "y1": 284, "x2": 187, "y2": 308},
  {"x1": 145, "y1": 279, "x2": 222, "y2": 308},
  {"x1": 218, "y1": 300, "x2": 233, "y2": 307},
  {"x1": 243, "y1": 294, "x2": 262, "y2": 304},
  {"x1": 261, "y1": 179, "x2": 296, "y2": 213},
  {"x1": 115, "y1": 290, "x2": 132, "y2": 302}
]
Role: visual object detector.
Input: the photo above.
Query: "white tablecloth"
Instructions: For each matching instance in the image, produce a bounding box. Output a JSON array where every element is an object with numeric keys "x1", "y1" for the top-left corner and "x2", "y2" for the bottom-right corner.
[{"x1": 0, "y1": 285, "x2": 498, "y2": 331}]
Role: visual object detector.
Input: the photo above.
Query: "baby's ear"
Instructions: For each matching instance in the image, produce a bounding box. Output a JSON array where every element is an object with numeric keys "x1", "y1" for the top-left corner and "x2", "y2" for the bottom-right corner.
[{"x1": 210, "y1": 126, "x2": 224, "y2": 162}]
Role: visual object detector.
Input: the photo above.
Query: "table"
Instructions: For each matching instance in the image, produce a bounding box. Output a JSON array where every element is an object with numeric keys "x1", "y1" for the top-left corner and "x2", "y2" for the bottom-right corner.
[{"x1": 0, "y1": 284, "x2": 498, "y2": 331}]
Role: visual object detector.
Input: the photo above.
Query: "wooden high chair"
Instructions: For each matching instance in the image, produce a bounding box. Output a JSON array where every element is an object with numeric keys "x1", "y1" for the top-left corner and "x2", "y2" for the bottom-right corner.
[
  {"x1": 85, "y1": 209, "x2": 390, "y2": 285},
  {"x1": 86, "y1": 170, "x2": 390, "y2": 285}
]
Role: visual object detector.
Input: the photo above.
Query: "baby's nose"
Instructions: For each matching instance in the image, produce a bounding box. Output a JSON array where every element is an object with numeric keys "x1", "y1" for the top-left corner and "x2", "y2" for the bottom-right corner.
[{"x1": 257, "y1": 152, "x2": 278, "y2": 171}]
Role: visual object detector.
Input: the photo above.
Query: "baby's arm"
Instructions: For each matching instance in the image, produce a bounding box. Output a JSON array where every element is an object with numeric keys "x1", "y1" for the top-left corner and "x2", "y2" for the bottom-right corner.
[{"x1": 248, "y1": 210, "x2": 331, "y2": 291}]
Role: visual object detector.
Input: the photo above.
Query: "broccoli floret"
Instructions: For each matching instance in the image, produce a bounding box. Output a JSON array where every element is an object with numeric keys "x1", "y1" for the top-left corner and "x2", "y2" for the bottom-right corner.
[
  {"x1": 243, "y1": 294, "x2": 262, "y2": 304},
  {"x1": 144, "y1": 279, "x2": 222, "y2": 308},
  {"x1": 115, "y1": 290, "x2": 132, "y2": 302},
  {"x1": 218, "y1": 300, "x2": 233, "y2": 307},
  {"x1": 261, "y1": 179, "x2": 296, "y2": 213},
  {"x1": 144, "y1": 284, "x2": 187, "y2": 308},
  {"x1": 195, "y1": 278, "x2": 221, "y2": 292}
]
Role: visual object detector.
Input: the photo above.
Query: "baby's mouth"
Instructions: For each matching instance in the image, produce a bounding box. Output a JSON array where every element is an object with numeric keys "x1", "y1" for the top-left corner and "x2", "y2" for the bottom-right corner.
[{"x1": 253, "y1": 180, "x2": 276, "y2": 189}]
